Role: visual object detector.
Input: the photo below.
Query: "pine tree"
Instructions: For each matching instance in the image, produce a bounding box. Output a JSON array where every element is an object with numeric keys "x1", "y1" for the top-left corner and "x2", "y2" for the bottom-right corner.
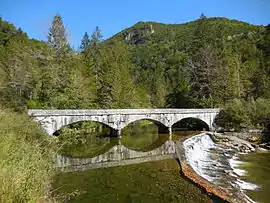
[
  {"x1": 47, "y1": 14, "x2": 70, "y2": 56},
  {"x1": 105, "y1": 41, "x2": 138, "y2": 108},
  {"x1": 187, "y1": 45, "x2": 220, "y2": 107},
  {"x1": 90, "y1": 26, "x2": 103, "y2": 46},
  {"x1": 80, "y1": 32, "x2": 90, "y2": 52},
  {"x1": 89, "y1": 26, "x2": 103, "y2": 94},
  {"x1": 192, "y1": 13, "x2": 209, "y2": 50}
]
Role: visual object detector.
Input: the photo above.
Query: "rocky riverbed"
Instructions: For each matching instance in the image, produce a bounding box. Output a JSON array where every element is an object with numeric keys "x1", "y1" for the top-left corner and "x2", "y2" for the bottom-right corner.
[
  {"x1": 214, "y1": 132, "x2": 270, "y2": 151},
  {"x1": 211, "y1": 133, "x2": 256, "y2": 153}
]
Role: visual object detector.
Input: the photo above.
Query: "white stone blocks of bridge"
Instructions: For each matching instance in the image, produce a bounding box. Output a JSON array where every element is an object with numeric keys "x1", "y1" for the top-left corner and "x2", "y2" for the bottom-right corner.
[{"x1": 28, "y1": 109, "x2": 220, "y2": 136}]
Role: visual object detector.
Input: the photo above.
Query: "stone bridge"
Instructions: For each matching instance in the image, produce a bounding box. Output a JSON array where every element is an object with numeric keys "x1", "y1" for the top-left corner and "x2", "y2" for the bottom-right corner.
[{"x1": 28, "y1": 109, "x2": 220, "y2": 136}]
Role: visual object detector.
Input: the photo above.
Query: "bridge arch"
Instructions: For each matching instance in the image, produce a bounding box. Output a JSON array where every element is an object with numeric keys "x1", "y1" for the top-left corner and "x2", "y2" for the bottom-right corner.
[
  {"x1": 172, "y1": 117, "x2": 210, "y2": 131},
  {"x1": 52, "y1": 119, "x2": 116, "y2": 136},
  {"x1": 120, "y1": 117, "x2": 169, "y2": 133},
  {"x1": 38, "y1": 115, "x2": 118, "y2": 136}
]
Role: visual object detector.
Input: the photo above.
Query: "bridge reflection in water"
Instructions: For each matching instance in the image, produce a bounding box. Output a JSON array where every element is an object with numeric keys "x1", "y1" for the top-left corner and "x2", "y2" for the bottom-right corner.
[{"x1": 56, "y1": 139, "x2": 176, "y2": 172}]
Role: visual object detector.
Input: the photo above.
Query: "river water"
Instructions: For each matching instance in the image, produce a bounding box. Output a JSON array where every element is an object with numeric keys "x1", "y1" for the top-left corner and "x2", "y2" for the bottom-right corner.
[
  {"x1": 52, "y1": 122, "x2": 270, "y2": 202},
  {"x1": 52, "y1": 123, "x2": 218, "y2": 202},
  {"x1": 234, "y1": 150, "x2": 270, "y2": 203},
  {"x1": 183, "y1": 133, "x2": 270, "y2": 203}
]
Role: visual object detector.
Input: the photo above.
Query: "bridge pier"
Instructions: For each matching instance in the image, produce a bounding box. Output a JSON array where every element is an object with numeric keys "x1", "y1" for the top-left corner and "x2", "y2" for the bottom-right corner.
[
  {"x1": 110, "y1": 129, "x2": 121, "y2": 138},
  {"x1": 168, "y1": 126, "x2": 172, "y2": 135},
  {"x1": 158, "y1": 126, "x2": 170, "y2": 134},
  {"x1": 116, "y1": 130, "x2": 121, "y2": 139},
  {"x1": 169, "y1": 127, "x2": 173, "y2": 140}
]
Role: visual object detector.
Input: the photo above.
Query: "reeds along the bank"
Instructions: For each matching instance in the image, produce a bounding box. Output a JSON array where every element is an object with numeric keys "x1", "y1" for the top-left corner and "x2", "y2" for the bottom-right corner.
[{"x1": 0, "y1": 108, "x2": 58, "y2": 202}]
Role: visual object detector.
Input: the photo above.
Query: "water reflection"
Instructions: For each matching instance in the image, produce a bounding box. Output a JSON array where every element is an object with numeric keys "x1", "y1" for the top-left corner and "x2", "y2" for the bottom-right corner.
[
  {"x1": 56, "y1": 122, "x2": 175, "y2": 172},
  {"x1": 122, "y1": 123, "x2": 170, "y2": 151},
  {"x1": 57, "y1": 133, "x2": 119, "y2": 158},
  {"x1": 56, "y1": 120, "x2": 201, "y2": 160},
  {"x1": 53, "y1": 122, "x2": 215, "y2": 203},
  {"x1": 56, "y1": 139, "x2": 176, "y2": 172}
]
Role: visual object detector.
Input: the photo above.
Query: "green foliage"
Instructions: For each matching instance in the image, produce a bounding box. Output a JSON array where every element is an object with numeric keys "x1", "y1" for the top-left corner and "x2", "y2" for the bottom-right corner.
[
  {"x1": 108, "y1": 16, "x2": 267, "y2": 109},
  {"x1": 47, "y1": 13, "x2": 71, "y2": 56},
  {"x1": 90, "y1": 26, "x2": 103, "y2": 46},
  {"x1": 0, "y1": 108, "x2": 57, "y2": 202},
  {"x1": 216, "y1": 99, "x2": 251, "y2": 130},
  {"x1": 56, "y1": 121, "x2": 115, "y2": 158},
  {"x1": 80, "y1": 32, "x2": 90, "y2": 52},
  {"x1": 0, "y1": 15, "x2": 269, "y2": 130},
  {"x1": 216, "y1": 99, "x2": 270, "y2": 130}
]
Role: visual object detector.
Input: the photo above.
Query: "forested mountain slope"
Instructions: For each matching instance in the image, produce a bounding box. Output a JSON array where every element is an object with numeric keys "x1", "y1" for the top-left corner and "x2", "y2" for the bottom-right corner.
[
  {"x1": 0, "y1": 15, "x2": 269, "y2": 129},
  {"x1": 109, "y1": 17, "x2": 261, "y2": 46}
]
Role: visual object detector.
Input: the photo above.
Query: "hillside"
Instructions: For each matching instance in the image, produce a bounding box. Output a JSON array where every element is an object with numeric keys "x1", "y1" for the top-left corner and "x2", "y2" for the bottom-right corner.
[
  {"x1": 0, "y1": 15, "x2": 270, "y2": 130},
  {"x1": 108, "y1": 17, "x2": 262, "y2": 46},
  {"x1": 0, "y1": 13, "x2": 269, "y2": 202}
]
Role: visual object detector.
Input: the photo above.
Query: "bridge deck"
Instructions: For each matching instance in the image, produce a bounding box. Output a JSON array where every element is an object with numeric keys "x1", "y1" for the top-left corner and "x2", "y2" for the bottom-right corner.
[{"x1": 28, "y1": 108, "x2": 220, "y2": 116}]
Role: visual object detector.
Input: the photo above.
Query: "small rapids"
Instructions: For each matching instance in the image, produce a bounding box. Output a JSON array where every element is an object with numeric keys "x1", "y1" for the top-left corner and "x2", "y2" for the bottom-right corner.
[{"x1": 183, "y1": 133, "x2": 260, "y2": 203}]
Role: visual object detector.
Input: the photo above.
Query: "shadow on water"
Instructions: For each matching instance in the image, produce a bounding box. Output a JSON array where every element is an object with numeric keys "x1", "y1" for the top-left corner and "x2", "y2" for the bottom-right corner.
[
  {"x1": 172, "y1": 130, "x2": 202, "y2": 141},
  {"x1": 173, "y1": 117, "x2": 210, "y2": 131}
]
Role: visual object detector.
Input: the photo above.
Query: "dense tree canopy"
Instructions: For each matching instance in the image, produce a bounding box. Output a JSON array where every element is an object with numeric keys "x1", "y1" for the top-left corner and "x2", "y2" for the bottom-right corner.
[{"x1": 0, "y1": 14, "x2": 269, "y2": 130}]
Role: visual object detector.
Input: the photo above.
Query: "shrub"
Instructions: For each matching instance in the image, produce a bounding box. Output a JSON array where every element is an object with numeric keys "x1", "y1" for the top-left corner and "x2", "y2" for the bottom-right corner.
[
  {"x1": 0, "y1": 108, "x2": 57, "y2": 202},
  {"x1": 216, "y1": 98, "x2": 270, "y2": 131},
  {"x1": 253, "y1": 98, "x2": 270, "y2": 130},
  {"x1": 216, "y1": 99, "x2": 251, "y2": 131}
]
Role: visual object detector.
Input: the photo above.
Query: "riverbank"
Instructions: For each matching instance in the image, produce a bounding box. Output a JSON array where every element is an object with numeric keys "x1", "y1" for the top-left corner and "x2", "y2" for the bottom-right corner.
[
  {"x1": 0, "y1": 108, "x2": 57, "y2": 202},
  {"x1": 221, "y1": 131, "x2": 270, "y2": 150}
]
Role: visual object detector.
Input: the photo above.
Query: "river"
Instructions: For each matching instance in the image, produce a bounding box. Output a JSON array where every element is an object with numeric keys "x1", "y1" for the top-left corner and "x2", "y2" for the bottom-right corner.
[
  {"x1": 234, "y1": 150, "x2": 270, "y2": 203},
  {"x1": 52, "y1": 122, "x2": 220, "y2": 202},
  {"x1": 51, "y1": 122, "x2": 270, "y2": 202}
]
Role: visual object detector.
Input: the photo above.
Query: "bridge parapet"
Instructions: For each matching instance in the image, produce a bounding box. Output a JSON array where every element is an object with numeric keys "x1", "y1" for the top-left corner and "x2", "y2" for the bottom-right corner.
[{"x1": 28, "y1": 108, "x2": 220, "y2": 116}]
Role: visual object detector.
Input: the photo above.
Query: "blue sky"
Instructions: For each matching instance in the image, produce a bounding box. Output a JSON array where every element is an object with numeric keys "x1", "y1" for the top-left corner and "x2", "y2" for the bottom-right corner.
[{"x1": 1, "y1": 0, "x2": 270, "y2": 48}]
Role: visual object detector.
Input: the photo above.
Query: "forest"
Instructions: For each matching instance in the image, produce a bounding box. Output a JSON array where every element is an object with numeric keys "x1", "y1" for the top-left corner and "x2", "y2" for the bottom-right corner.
[
  {"x1": 1, "y1": 14, "x2": 270, "y2": 130},
  {"x1": 0, "y1": 13, "x2": 270, "y2": 202}
]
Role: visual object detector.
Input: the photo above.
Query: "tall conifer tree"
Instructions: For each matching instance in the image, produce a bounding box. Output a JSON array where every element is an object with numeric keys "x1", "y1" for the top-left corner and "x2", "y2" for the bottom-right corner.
[
  {"x1": 47, "y1": 14, "x2": 70, "y2": 56},
  {"x1": 90, "y1": 26, "x2": 103, "y2": 46},
  {"x1": 80, "y1": 32, "x2": 90, "y2": 52}
]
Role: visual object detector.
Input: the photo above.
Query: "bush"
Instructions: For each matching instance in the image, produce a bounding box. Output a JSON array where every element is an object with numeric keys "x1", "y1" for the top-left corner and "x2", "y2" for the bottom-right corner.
[
  {"x1": 0, "y1": 108, "x2": 57, "y2": 202},
  {"x1": 216, "y1": 98, "x2": 270, "y2": 131},
  {"x1": 216, "y1": 99, "x2": 251, "y2": 130},
  {"x1": 253, "y1": 98, "x2": 270, "y2": 130}
]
